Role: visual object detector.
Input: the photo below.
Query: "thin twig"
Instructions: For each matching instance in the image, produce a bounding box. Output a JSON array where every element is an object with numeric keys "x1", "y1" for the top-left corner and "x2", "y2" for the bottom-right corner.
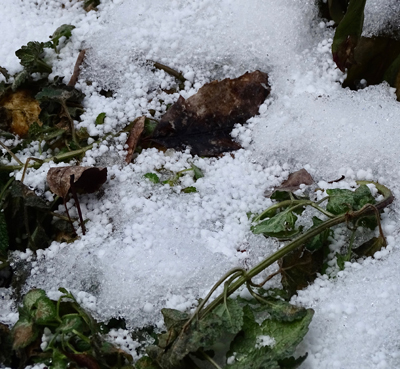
[
  {"x1": 0, "y1": 141, "x2": 23, "y2": 165},
  {"x1": 68, "y1": 49, "x2": 86, "y2": 87}
]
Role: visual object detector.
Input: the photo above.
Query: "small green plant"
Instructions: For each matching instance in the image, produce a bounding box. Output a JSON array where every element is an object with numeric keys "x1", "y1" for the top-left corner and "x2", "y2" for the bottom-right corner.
[{"x1": 144, "y1": 164, "x2": 204, "y2": 192}]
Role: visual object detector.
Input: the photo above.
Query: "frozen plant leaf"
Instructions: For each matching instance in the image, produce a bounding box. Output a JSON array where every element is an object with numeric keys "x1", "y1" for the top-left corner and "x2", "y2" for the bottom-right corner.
[
  {"x1": 50, "y1": 24, "x2": 76, "y2": 48},
  {"x1": 125, "y1": 116, "x2": 145, "y2": 163},
  {"x1": 57, "y1": 314, "x2": 85, "y2": 334},
  {"x1": 23, "y1": 289, "x2": 47, "y2": 312},
  {"x1": 11, "y1": 70, "x2": 29, "y2": 91},
  {"x1": 33, "y1": 296, "x2": 57, "y2": 325},
  {"x1": 304, "y1": 217, "x2": 332, "y2": 251},
  {"x1": 15, "y1": 41, "x2": 52, "y2": 74},
  {"x1": 95, "y1": 112, "x2": 106, "y2": 125},
  {"x1": 47, "y1": 166, "x2": 107, "y2": 198},
  {"x1": 151, "y1": 70, "x2": 270, "y2": 156},
  {"x1": 332, "y1": 0, "x2": 367, "y2": 72},
  {"x1": 326, "y1": 184, "x2": 375, "y2": 215},
  {"x1": 252, "y1": 209, "x2": 300, "y2": 239},
  {"x1": 191, "y1": 164, "x2": 204, "y2": 180},
  {"x1": 181, "y1": 186, "x2": 197, "y2": 193},
  {"x1": 353, "y1": 235, "x2": 386, "y2": 258},
  {"x1": 144, "y1": 173, "x2": 160, "y2": 184}
]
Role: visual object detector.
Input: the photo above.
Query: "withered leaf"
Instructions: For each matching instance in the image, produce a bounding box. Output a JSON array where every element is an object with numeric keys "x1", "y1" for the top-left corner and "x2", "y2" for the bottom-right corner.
[
  {"x1": 266, "y1": 168, "x2": 314, "y2": 199},
  {"x1": 151, "y1": 70, "x2": 270, "y2": 156},
  {"x1": 279, "y1": 246, "x2": 324, "y2": 298},
  {"x1": 125, "y1": 116, "x2": 145, "y2": 163},
  {"x1": 47, "y1": 166, "x2": 107, "y2": 198}
]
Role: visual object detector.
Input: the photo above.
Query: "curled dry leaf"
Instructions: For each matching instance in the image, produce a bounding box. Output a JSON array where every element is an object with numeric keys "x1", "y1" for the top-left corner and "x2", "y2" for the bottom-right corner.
[
  {"x1": 47, "y1": 166, "x2": 107, "y2": 198},
  {"x1": 265, "y1": 168, "x2": 314, "y2": 197},
  {"x1": 125, "y1": 116, "x2": 145, "y2": 163},
  {"x1": 151, "y1": 70, "x2": 270, "y2": 156}
]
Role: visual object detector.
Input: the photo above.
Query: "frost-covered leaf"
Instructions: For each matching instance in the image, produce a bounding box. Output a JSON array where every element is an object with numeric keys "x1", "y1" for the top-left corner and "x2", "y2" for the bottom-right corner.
[
  {"x1": 191, "y1": 164, "x2": 204, "y2": 180},
  {"x1": 33, "y1": 296, "x2": 57, "y2": 325},
  {"x1": 144, "y1": 173, "x2": 160, "y2": 184},
  {"x1": 252, "y1": 209, "x2": 300, "y2": 239},
  {"x1": 23, "y1": 289, "x2": 47, "y2": 312},
  {"x1": 50, "y1": 24, "x2": 76, "y2": 48},
  {"x1": 15, "y1": 41, "x2": 52, "y2": 74},
  {"x1": 57, "y1": 314, "x2": 84, "y2": 334},
  {"x1": 326, "y1": 184, "x2": 375, "y2": 215},
  {"x1": 353, "y1": 235, "x2": 386, "y2": 258}
]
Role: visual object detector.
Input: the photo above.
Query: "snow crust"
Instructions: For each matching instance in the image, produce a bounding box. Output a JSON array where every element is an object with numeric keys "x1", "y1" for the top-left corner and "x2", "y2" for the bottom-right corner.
[{"x1": 1, "y1": 0, "x2": 400, "y2": 368}]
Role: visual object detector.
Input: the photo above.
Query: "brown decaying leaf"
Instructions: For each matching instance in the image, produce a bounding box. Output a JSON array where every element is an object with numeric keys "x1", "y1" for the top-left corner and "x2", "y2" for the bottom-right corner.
[
  {"x1": 0, "y1": 90, "x2": 41, "y2": 137},
  {"x1": 125, "y1": 116, "x2": 145, "y2": 163},
  {"x1": 47, "y1": 166, "x2": 107, "y2": 198},
  {"x1": 64, "y1": 352, "x2": 100, "y2": 369},
  {"x1": 151, "y1": 70, "x2": 271, "y2": 156},
  {"x1": 265, "y1": 168, "x2": 314, "y2": 197}
]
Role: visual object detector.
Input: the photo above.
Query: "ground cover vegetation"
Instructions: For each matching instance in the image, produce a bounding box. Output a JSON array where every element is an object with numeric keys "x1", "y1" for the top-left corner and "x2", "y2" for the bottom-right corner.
[{"x1": 0, "y1": 0, "x2": 398, "y2": 368}]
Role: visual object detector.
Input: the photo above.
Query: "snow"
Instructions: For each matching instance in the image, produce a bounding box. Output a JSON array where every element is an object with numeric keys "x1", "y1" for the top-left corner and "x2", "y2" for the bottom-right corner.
[{"x1": 2, "y1": 0, "x2": 400, "y2": 368}]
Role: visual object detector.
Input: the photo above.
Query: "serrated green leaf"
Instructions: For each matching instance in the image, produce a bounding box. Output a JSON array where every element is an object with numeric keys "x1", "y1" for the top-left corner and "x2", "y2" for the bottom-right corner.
[
  {"x1": 50, "y1": 24, "x2": 75, "y2": 48},
  {"x1": 95, "y1": 112, "x2": 106, "y2": 125},
  {"x1": 15, "y1": 41, "x2": 52, "y2": 74},
  {"x1": 144, "y1": 173, "x2": 160, "y2": 184},
  {"x1": 213, "y1": 298, "x2": 244, "y2": 334},
  {"x1": 252, "y1": 209, "x2": 299, "y2": 239},
  {"x1": 261, "y1": 298, "x2": 308, "y2": 323},
  {"x1": 191, "y1": 164, "x2": 204, "y2": 180},
  {"x1": 57, "y1": 314, "x2": 84, "y2": 334},
  {"x1": 326, "y1": 184, "x2": 375, "y2": 215},
  {"x1": 12, "y1": 317, "x2": 39, "y2": 350},
  {"x1": 181, "y1": 186, "x2": 197, "y2": 193},
  {"x1": 0, "y1": 211, "x2": 9, "y2": 258}
]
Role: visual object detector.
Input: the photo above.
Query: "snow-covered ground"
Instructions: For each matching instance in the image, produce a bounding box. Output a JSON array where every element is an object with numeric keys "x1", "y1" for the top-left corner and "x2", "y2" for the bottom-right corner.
[{"x1": 2, "y1": 0, "x2": 400, "y2": 367}]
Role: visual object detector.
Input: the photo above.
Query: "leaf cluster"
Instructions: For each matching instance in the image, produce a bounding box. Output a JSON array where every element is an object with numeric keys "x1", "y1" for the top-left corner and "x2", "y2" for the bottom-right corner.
[
  {"x1": 141, "y1": 297, "x2": 313, "y2": 369},
  {"x1": 1, "y1": 288, "x2": 133, "y2": 369}
]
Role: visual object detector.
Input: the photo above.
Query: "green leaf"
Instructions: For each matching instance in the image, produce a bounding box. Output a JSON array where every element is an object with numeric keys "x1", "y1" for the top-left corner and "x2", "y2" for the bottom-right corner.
[
  {"x1": 50, "y1": 24, "x2": 76, "y2": 48},
  {"x1": 57, "y1": 314, "x2": 84, "y2": 334},
  {"x1": 144, "y1": 173, "x2": 160, "y2": 184},
  {"x1": 15, "y1": 41, "x2": 52, "y2": 74},
  {"x1": 191, "y1": 164, "x2": 204, "y2": 180},
  {"x1": 51, "y1": 349, "x2": 70, "y2": 369},
  {"x1": 332, "y1": 0, "x2": 367, "y2": 72},
  {"x1": 0, "y1": 211, "x2": 9, "y2": 258},
  {"x1": 33, "y1": 296, "x2": 57, "y2": 325},
  {"x1": 23, "y1": 289, "x2": 47, "y2": 312},
  {"x1": 326, "y1": 184, "x2": 375, "y2": 215},
  {"x1": 58, "y1": 287, "x2": 69, "y2": 294},
  {"x1": 12, "y1": 316, "x2": 39, "y2": 350},
  {"x1": 95, "y1": 112, "x2": 106, "y2": 125},
  {"x1": 304, "y1": 217, "x2": 332, "y2": 251},
  {"x1": 260, "y1": 308, "x2": 314, "y2": 361},
  {"x1": 181, "y1": 186, "x2": 197, "y2": 193},
  {"x1": 136, "y1": 355, "x2": 162, "y2": 369},
  {"x1": 252, "y1": 209, "x2": 300, "y2": 239},
  {"x1": 12, "y1": 69, "x2": 29, "y2": 91}
]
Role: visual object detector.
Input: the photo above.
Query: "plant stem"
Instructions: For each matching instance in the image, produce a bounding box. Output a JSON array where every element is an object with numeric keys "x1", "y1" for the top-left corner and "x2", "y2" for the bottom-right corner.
[{"x1": 200, "y1": 182, "x2": 393, "y2": 318}]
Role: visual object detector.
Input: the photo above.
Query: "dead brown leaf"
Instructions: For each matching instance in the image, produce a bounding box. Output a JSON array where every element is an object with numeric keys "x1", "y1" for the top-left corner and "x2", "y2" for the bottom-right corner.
[
  {"x1": 125, "y1": 116, "x2": 145, "y2": 163},
  {"x1": 265, "y1": 168, "x2": 314, "y2": 198},
  {"x1": 47, "y1": 166, "x2": 107, "y2": 198},
  {"x1": 151, "y1": 70, "x2": 270, "y2": 156}
]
